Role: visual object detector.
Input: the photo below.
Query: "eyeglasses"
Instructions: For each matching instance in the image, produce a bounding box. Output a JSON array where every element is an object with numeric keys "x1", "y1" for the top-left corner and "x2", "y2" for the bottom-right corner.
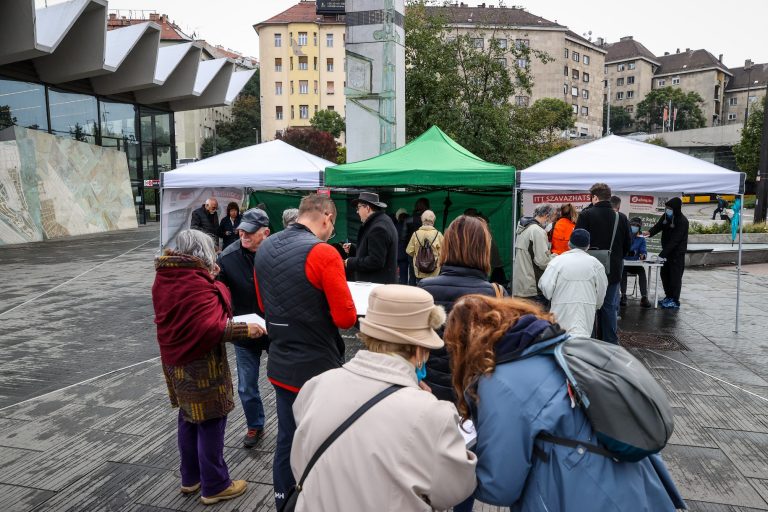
[{"x1": 328, "y1": 229, "x2": 336, "y2": 240}]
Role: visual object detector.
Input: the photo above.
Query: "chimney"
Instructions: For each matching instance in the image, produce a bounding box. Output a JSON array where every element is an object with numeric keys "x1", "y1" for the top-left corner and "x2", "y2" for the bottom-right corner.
[
  {"x1": 685, "y1": 48, "x2": 690, "y2": 52},
  {"x1": 619, "y1": 36, "x2": 633, "y2": 41},
  {"x1": 479, "y1": 2, "x2": 485, "y2": 7},
  {"x1": 664, "y1": 51, "x2": 670, "y2": 56},
  {"x1": 676, "y1": 48, "x2": 680, "y2": 53},
  {"x1": 149, "y1": 12, "x2": 159, "y2": 21},
  {"x1": 718, "y1": 53, "x2": 723, "y2": 63},
  {"x1": 596, "y1": 37, "x2": 604, "y2": 46},
  {"x1": 109, "y1": 12, "x2": 116, "y2": 20}
]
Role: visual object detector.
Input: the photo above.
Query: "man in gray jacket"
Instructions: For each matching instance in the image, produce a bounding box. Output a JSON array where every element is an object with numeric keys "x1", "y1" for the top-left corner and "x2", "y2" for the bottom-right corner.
[{"x1": 512, "y1": 204, "x2": 555, "y2": 304}]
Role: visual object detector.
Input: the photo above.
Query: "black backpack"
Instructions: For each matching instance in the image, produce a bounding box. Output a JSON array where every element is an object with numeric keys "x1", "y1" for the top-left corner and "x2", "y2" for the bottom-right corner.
[{"x1": 415, "y1": 232, "x2": 439, "y2": 274}]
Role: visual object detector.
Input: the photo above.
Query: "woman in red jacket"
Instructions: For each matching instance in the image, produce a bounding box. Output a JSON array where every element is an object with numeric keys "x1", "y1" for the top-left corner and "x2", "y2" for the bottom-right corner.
[{"x1": 550, "y1": 203, "x2": 578, "y2": 255}]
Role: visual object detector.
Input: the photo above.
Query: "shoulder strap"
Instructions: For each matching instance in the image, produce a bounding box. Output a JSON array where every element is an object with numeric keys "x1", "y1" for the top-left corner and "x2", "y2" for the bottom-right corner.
[
  {"x1": 535, "y1": 433, "x2": 618, "y2": 461},
  {"x1": 295, "y1": 384, "x2": 403, "y2": 490},
  {"x1": 608, "y1": 212, "x2": 619, "y2": 253}
]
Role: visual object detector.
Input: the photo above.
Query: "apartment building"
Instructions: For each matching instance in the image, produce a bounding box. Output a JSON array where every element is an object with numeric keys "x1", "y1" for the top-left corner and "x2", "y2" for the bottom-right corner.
[
  {"x1": 603, "y1": 36, "x2": 659, "y2": 124},
  {"x1": 723, "y1": 62, "x2": 768, "y2": 125},
  {"x1": 426, "y1": 4, "x2": 607, "y2": 138},
  {"x1": 254, "y1": 1, "x2": 347, "y2": 141}
]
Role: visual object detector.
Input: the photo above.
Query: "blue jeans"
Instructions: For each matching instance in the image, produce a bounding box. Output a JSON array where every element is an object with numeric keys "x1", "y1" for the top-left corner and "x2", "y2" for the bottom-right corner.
[
  {"x1": 600, "y1": 282, "x2": 621, "y2": 344},
  {"x1": 273, "y1": 384, "x2": 298, "y2": 510},
  {"x1": 398, "y1": 259, "x2": 409, "y2": 285},
  {"x1": 234, "y1": 346, "x2": 265, "y2": 430}
]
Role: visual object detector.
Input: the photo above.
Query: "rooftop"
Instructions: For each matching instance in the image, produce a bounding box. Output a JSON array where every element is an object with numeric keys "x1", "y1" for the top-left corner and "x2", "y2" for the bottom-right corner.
[
  {"x1": 254, "y1": 1, "x2": 345, "y2": 30},
  {"x1": 655, "y1": 48, "x2": 732, "y2": 77},
  {"x1": 107, "y1": 11, "x2": 192, "y2": 41},
  {"x1": 727, "y1": 62, "x2": 768, "y2": 91},
  {"x1": 424, "y1": 3, "x2": 565, "y2": 29},
  {"x1": 604, "y1": 36, "x2": 659, "y2": 64}
]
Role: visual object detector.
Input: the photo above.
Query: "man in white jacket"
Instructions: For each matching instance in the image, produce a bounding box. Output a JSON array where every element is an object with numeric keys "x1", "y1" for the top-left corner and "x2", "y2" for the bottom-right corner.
[{"x1": 539, "y1": 229, "x2": 608, "y2": 338}]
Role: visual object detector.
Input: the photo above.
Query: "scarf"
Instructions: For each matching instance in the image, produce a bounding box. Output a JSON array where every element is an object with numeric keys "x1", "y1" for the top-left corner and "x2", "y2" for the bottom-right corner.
[{"x1": 152, "y1": 252, "x2": 233, "y2": 365}]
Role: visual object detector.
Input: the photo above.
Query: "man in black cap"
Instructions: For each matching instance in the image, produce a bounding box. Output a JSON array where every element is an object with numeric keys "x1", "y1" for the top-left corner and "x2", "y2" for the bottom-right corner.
[
  {"x1": 216, "y1": 208, "x2": 271, "y2": 448},
  {"x1": 343, "y1": 192, "x2": 398, "y2": 283}
]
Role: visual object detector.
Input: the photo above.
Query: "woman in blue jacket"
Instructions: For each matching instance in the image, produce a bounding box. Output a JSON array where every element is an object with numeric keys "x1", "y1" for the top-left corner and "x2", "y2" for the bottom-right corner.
[
  {"x1": 444, "y1": 295, "x2": 685, "y2": 511},
  {"x1": 621, "y1": 217, "x2": 651, "y2": 308}
]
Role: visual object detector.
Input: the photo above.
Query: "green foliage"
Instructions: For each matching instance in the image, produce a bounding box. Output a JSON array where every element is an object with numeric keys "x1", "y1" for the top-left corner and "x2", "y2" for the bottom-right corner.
[
  {"x1": 278, "y1": 127, "x2": 339, "y2": 162},
  {"x1": 604, "y1": 104, "x2": 633, "y2": 134},
  {"x1": 646, "y1": 137, "x2": 668, "y2": 147},
  {"x1": 689, "y1": 221, "x2": 768, "y2": 234},
  {"x1": 733, "y1": 97, "x2": 766, "y2": 181},
  {"x1": 0, "y1": 105, "x2": 17, "y2": 130},
  {"x1": 336, "y1": 145, "x2": 347, "y2": 164},
  {"x1": 310, "y1": 109, "x2": 346, "y2": 138},
  {"x1": 744, "y1": 195, "x2": 757, "y2": 209},
  {"x1": 200, "y1": 70, "x2": 260, "y2": 158},
  {"x1": 635, "y1": 87, "x2": 706, "y2": 132},
  {"x1": 508, "y1": 98, "x2": 574, "y2": 168}
]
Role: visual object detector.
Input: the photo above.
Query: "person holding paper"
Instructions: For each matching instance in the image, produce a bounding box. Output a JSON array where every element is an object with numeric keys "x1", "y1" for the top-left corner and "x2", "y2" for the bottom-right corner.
[
  {"x1": 217, "y1": 208, "x2": 271, "y2": 448},
  {"x1": 254, "y1": 193, "x2": 356, "y2": 510},
  {"x1": 152, "y1": 230, "x2": 264, "y2": 505},
  {"x1": 343, "y1": 192, "x2": 398, "y2": 284}
]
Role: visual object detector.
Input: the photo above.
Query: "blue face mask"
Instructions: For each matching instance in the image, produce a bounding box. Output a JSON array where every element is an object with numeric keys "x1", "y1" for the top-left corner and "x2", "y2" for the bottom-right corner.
[
  {"x1": 665, "y1": 208, "x2": 674, "y2": 217},
  {"x1": 631, "y1": 225, "x2": 640, "y2": 234},
  {"x1": 415, "y1": 363, "x2": 427, "y2": 383}
]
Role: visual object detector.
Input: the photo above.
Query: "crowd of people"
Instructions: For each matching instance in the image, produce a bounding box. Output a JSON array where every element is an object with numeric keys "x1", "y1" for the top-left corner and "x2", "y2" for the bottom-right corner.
[{"x1": 151, "y1": 188, "x2": 689, "y2": 509}]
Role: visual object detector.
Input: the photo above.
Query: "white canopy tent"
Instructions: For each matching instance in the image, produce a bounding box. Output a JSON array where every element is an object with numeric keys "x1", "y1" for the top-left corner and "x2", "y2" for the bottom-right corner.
[
  {"x1": 515, "y1": 135, "x2": 747, "y2": 331},
  {"x1": 159, "y1": 140, "x2": 332, "y2": 248}
]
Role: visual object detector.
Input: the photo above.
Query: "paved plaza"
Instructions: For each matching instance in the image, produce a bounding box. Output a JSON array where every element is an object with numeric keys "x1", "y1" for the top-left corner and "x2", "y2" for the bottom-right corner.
[{"x1": 1, "y1": 226, "x2": 768, "y2": 511}]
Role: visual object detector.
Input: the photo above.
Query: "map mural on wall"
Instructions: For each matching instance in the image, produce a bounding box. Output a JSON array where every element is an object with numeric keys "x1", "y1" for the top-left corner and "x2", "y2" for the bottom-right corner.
[{"x1": 0, "y1": 126, "x2": 137, "y2": 245}]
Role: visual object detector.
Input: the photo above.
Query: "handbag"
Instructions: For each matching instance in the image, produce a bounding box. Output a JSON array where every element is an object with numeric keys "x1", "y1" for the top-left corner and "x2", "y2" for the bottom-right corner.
[
  {"x1": 278, "y1": 384, "x2": 404, "y2": 512},
  {"x1": 588, "y1": 212, "x2": 619, "y2": 276}
]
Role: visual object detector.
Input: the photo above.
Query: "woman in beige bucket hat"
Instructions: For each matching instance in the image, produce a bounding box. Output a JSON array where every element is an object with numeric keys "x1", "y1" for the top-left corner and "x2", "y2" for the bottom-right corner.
[{"x1": 289, "y1": 284, "x2": 477, "y2": 511}]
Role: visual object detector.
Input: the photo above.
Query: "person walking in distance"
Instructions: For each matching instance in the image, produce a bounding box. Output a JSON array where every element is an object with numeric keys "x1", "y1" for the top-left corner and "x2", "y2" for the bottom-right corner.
[
  {"x1": 254, "y1": 193, "x2": 357, "y2": 509},
  {"x1": 644, "y1": 197, "x2": 689, "y2": 309},
  {"x1": 343, "y1": 192, "x2": 398, "y2": 284}
]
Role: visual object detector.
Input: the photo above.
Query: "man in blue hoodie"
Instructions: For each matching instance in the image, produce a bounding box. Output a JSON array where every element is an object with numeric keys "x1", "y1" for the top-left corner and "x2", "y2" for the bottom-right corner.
[{"x1": 644, "y1": 198, "x2": 688, "y2": 309}]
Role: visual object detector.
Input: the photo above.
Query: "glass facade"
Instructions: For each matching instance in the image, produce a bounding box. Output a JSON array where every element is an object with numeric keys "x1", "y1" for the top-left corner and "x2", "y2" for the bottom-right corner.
[{"x1": 0, "y1": 75, "x2": 174, "y2": 224}]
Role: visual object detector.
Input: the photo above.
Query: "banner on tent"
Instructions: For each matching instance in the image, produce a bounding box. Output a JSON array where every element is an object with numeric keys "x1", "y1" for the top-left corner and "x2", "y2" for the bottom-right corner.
[{"x1": 161, "y1": 188, "x2": 246, "y2": 249}]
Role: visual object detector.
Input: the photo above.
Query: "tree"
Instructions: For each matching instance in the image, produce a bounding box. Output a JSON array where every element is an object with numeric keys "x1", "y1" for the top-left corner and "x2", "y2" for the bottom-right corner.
[
  {"x1": 603, "y1": 104, "x2": 633, "y2": 134},
  {"x1": 508, "y1": 98, "x2": 575, "y2": 168},
  {"x1": 635, "y1": 87, "x2": 706, "y2": 132},
  {"x1": 0, "y1": 105, "x2": 16, "y2": 130},
  {"x1": 733, "y1": 96, "x2": 766, "y2": 181},
  {"x1": 200, "y1": 70, "x2": 261, "y2": 158},
  {"x1": 646, "y1": 137, "x2": 668, "y2": 147},
  {"x1": 310, "y1": 109, "x2": 345, "y2": 138},
  {"x1": 278, "y1": 127, "x2": 339, "y2": 162}
]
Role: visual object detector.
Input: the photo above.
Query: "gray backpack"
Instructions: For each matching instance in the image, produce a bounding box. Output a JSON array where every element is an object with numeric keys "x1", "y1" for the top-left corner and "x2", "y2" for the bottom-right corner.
[{"x1": 537, "y1": 336, "x2": 675, "y2": 462}]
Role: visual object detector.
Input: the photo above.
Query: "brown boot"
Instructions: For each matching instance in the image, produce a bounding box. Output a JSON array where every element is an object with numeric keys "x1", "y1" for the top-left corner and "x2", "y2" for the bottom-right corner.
[{"x1": 200, "y1": 480, "x2": 247, "y2": 505}]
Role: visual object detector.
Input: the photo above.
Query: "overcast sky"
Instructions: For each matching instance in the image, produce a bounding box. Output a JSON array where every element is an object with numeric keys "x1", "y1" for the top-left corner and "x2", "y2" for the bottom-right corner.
[{"x1": 101, "y1": 1, "x2": 766, "y2": 69}]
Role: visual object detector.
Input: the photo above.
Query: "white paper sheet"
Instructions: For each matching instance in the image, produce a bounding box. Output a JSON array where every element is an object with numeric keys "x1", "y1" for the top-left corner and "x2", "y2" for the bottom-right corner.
[
  {"x1": 347, "y1": 281, "x2": 383, "y2": 316},
  {"x1": 459, "y1": 419, "x2": 477, "y2": 448},
  {"x1": 232, "y1": 313, "x2": 266, "y2": 330}
]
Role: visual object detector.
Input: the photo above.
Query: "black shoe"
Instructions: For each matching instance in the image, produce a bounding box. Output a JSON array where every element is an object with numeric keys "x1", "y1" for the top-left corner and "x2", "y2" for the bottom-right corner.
[
  {"x1": 242, "y1": 428, "x2": 264, "y2": 448},
  {"x1": 640, "y1": 297, "x2": 652, "y2": 308},
  {"x1": 619, "y1": 295, "x2": 627, "y2": 307}
]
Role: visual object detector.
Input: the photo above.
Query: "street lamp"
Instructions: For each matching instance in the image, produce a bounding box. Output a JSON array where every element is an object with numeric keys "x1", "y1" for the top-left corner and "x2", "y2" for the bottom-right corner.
[{"x1": 744, "y1": 59, "x2": 754, "y2": 122}]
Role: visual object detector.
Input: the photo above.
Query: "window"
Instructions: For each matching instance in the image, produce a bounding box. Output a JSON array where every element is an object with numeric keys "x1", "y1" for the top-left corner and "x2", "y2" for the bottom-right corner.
[
  {"x1": 314, "y1": 105, "x2": 318, "y2": 115},
  {"x1": 515, "y1": 39, "x2": 529, "y2": 49},
  {"x1": 728, "y1": 113, "x2": 737, "y2": 121},
  {"x1": 275, "y1": 58, "x2": 282, "y2": 72},
  {"x1": 327, "y1": 81, "x2": 335, "y2": 94},
  {"x1": 290, "y1": 57, "x2": 293, "y2": 70},
  {"x1": 564, "y1": 48, "x2": 569, "y2": 58},
  {"x1": 583, "y1": 72, "x2": 590, "y2": 83},
  {"x1": 516, "y1": 58, "x2": 528, "y2": 68},
  {"x1": 276, "y1": 106, "x2": 283, "y2": 120},
  {"x1": 326, "y1": 33, "x2": 334, "y2": 47},
  {"x1": 496, "y1": 38, "x2": 508, "y2": 49},
  {"x1": 603, "y1": 79, "x2": 608, "y2": 88},
  {"x1": 314, "y1": 80, "x2": 318, "y2": 94},
  {"x1": 573, "y1": 51, "x2": 580, "y2": 62},
  {"x1": 313, "y1": 32, "x2": 318, "y2": 46},
  {"x1": 275, "y1": 82, "x2": 283, "y2": 95},
  {"x1": 299, "y1": 80, "x2": 308, "y2": 94},
  {"x1": 617, "y1": 63, "x2": 625, "y2": 71},
  {"x1": 327, "y1": 58, "x2": 334, "y2": 72},
  {"x1": 0, "y1": 78, "x2": 48, "y2": 131},
  {"x1": 617, "y1": 77, "x2": 624, "y2": 86},
  {"x1": 658, "y1": 79, "x2": 666, "y2": 86},
  {"x1": 627, "y1": 76, "x2": 635, "y2": 85},
  {"x1": 616, "y1": 91, "x2": 624, "y2": 100},
  {"x1": 627, "y1": 90, "x2": 635, "y2": 99},
  {"x1": 604, "y1": 65, "x2": 608, "y2": 74},
  {"x1": 628, "y1": 61, "x2": 636, "y2": 70},
  {"x1": 582, "y1": 89, "x2": 589, "y2": 99},
  {"x1": 729, "y1": 97, "x2": 738, "y2": 106},
  {"x1": 497, "y1": 58, "x2": 507, "y2": 67},
  {"x1": 572, "y1": 86, "x2": 579, "y2": 97},
  {"x1": 298, "y1": 56, "x2": 308, "y2": 70},
  {"x1": 328, "y1": 105, "x2": 335, "y2": 111},
  {"x1": 48, "y1": 88, "x2": 98, "y2": 143},
  {"x1": 572, "y1": 104, "x2": 578, "y2": 114},
  {"x1": 515, "y1": 96, "x2": 529, "y2": 106},
  {"x1": 291, "y1": 105, "x2": 294, "y2": 119},
  {"x1": 298, "y1": 32, "x2": 308, "y2": 46},
  {"x1": 314, "y1": 57, "x2": 318, "y2": 71},
  {"x1": 749, "y1": 95, "x2": 758, "y2": 103},
  {"x1": 290, "y1": 81, "x2": 294, "y2": 94},
  {"x1": 581, "y1": 106, "x2": 589, "y2": 116},
  {"x1": 300, "y1": 105, "x2": 309, "y2": 119},
  {"x1": 472, "y1": 38, "x2": 484, "y2": 49},
  {"x1": 572, "y1": 69, "x2": 579, "y2": 80},
  {"x1": 672, "y1": 76, "x2": 680, "y2": 85},
  {"x1": 583, "y1": 55, "x2": 590, "y2": 65},
  {"x1": 274, "y1": 33, "x2": 282, "y2": 47},
  {"x1": 626, "y1": 105, "x2": 634, "y2": 113},
  {"x1": 564, "y1": 82, "x2": 569, "y2": 95},
  {"x1": 564, "y1": 65, "x2": 569, "y2": 76}
]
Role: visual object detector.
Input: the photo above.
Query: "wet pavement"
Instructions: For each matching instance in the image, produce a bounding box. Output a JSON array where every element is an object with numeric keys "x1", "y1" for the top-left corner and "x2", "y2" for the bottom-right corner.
[{"x1": 1, "y1": 226, "x2": 768, "y2": 511}]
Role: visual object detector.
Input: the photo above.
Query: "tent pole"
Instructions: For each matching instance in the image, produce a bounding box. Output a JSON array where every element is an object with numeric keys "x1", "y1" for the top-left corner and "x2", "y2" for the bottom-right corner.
[
  {"x1": 511, "y1": 186, "x2": 518, "y2": 293},
  {"x1": 734, "y1": 193, "x2": 744, "y2": 333}
]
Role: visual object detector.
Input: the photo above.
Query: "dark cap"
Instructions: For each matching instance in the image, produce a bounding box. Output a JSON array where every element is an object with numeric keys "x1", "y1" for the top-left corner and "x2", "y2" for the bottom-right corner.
[
  {"x1": 570, "y1": 228, "x2": 591, "y2": 249},
  {"x1": 238, "y1": 208, "x2": 270, "y2": 233},
  {"x1": 351, "y1": 191, "x2": 387, "y2": 209},
  {"x1": 630, "y1": 216, "x2": 643, "y2": 226}
]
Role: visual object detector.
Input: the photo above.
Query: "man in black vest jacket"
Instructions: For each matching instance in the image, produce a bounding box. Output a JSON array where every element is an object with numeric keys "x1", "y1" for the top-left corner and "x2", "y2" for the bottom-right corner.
[
  {"x1": 343, "y1": 192, "x2": 398, "y2": 283},
  {"x1": 575, "y1": 183, "x2": 631, "y2": 344},
  {"x1": 254, "y1": 194, "x2": 356, "y2": 509},
  {"x1": 190, "y1": 198, "x2": 219, "y2": 247},
  {"x1": 217, "y1": 208, "x2": 271, "y2": 448}
]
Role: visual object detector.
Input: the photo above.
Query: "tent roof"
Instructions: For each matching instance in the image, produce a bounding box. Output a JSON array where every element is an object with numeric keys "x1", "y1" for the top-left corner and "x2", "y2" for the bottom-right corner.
[
  {"x1": 518, "y1": 135, "x2": 745, "y2": 194},
  {"x1": 161, "y1": 140, "x2": 329, "y2": 189},
  {"x1": 325, "y1": 126, "x2": 516, "y2": 187}
]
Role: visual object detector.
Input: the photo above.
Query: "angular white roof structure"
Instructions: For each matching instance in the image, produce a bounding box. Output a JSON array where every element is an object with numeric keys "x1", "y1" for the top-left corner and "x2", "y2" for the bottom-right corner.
[{"x1": 0, "y1": 0, "x2": 255, "y2": 111}]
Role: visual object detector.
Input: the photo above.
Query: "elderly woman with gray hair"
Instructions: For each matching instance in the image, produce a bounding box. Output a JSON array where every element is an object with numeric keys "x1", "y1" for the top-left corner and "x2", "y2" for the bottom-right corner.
[
  {"x1": 282, "y1": 208, "x2": 299, "y2": 228},
  {"x1": 152, "y1": 230, "x2": 264, "y2": 505},
  {"x1": 405, "y1": 209, "x2": 444, "y2": 281},
  {"x1": 513, "y1": 203, "x2": 555, "y2": 305}
]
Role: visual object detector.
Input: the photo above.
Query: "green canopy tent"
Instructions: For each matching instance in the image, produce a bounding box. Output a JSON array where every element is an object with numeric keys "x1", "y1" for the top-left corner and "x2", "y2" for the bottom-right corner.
[{"x1": 325, "y1": 126, "x2": 516, "y2": 275}]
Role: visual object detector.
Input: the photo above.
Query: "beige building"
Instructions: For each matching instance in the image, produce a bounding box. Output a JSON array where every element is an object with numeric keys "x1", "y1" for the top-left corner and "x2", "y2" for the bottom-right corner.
[
  {"x1": 254, "y1": 1, "x2": 347, "y2": 141},
  {"x1": 426, "y1": 4, "x2": 607, "y2": 138},
  {"x1": 603, "y1": 36, "x2": 659, "y2": 129},
  {"x1": 723, "y1": 62, "x2": 768, "y2": 125}
]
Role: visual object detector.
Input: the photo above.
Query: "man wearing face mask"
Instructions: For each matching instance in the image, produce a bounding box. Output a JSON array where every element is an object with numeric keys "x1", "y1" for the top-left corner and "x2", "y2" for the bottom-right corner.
[
  {"x1": 254, "y1": 193, "x2": 357, "y2": 510},
  {"x1": 513, "y1": 203, "x2": 554, "y2": 305},
  {"x1": 644, "y1": 197, "x2": 688, "y2": 309}
]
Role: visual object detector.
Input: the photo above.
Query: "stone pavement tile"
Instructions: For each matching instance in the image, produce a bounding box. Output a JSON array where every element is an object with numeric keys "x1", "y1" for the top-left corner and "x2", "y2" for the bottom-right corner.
[
  {"x1": 89, "y1": 395, "x2": 176, "y2": 437},
  {"x1": 675, "y1": 395, "x2": 768, "y2": 433},
  {"x1": 632, "y1": 349, "x2": 694, "y2": 370},
  {"x1": 750, "y1": 479, "x2": 768, "y2": 506},
  {"x1": 652, "y1": 368, "x2": 732, "y2": 397},
  {"x1": 685, "y1": 500, "x2": 768, "y2": 511},
  {"x1": 0, "y1": 483, "x2": 55, "y2": 512},
  {"x1": 0, "y1": 445, "x2": 41, "y2": 466},
  {"x1": 224, "y1": 448, "x2": 273, "y2": 486},
  {"x1": 681, "y1": 356, "x2": 768, "y2": 388},
  {"x1": 661, "y1": 445, "x2": 768, "y2": 509},
  {"x1": 115, "y1": 429, "x2": 178, "y2": 469},
  {"x1": 707, "y1": 430, "x2": 768, "y2": 479},
  {"x1": 55, "y1": 362, "x2": 165, "y2": 410},
  {"x1": 32, "y1": 461, "x2": 167, "y2": 512},
  {"x1": 668, "y1": 407, "x2": 718, "y2": 449}
]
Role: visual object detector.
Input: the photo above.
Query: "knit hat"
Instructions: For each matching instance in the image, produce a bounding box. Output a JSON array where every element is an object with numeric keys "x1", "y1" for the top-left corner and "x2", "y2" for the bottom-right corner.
[
  {"x1": 569, "y1": 228, "x2": 591, "y2": 249},
  {"x1": 359, "y1": 285, "x2": 445, "y2": 349}
]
